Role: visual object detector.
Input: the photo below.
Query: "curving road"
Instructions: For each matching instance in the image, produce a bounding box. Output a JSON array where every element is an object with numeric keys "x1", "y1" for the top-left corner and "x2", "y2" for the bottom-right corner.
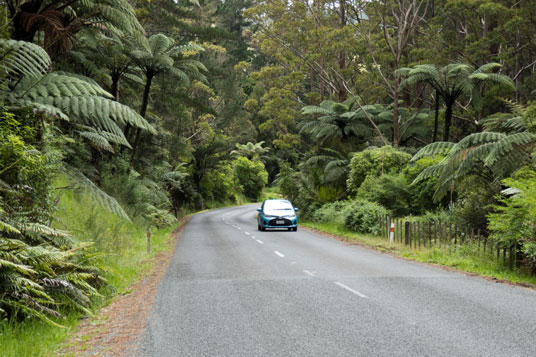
[{"x1": 141, "y1": 204, "x2": 536, "y2": 356}]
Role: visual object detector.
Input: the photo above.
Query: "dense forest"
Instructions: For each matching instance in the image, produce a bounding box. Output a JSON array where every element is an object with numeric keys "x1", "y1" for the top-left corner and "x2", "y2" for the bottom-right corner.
[{"x1": 2, "y1": 0, "x2": 536, "y2": 330}]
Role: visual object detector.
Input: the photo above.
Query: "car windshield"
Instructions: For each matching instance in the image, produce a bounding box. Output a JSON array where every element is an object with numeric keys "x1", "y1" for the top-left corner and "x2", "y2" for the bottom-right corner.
[{"x1": 263, "y1": 200, "x2": 295, "y2": 216}]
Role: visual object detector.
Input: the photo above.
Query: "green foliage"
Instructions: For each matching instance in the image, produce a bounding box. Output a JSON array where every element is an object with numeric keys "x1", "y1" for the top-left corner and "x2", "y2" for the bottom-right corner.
[
  {"x1": 200, "y1": 164, "x2": 237, "y2": 203},
  {"x1": 488, "y1": 171, "x2": 536, "y2": 271},
  {"x1": 452, "y1": 176, "x2": 500, "y2": 230},
  {"x1": 342, "y1": 199, "x2": 389, "y2": 235},
  {"x1": 0, "y1": 109, "x2": 108, "y2": 325},
  {"x1": 0, "y1": 39, "x2": 155, "y2": 150},
  {"x1": 347, "y1": 146, "x2": 411, "y2": 193},
  {"x1": 233, "y1": 156, "x2": 268, "y2": 200},
  {"x1": 230, "y1": 141, "x2": 270, "y2": 161},
  {"x1": 412, "y1": 103, "x2": 536, "y2": 200},
  {"x1": 397, "y1": 62, "x2": 515, "y2": 141},
  {"x1": 357, "y1": 174, "x2": 413, "y2": 217},
  {"x1": 275, "y1": 162, "x2": 298, "y2": 203},
  {"x1": 312, "y1": 199, "x2": 388, "y2": 235}
]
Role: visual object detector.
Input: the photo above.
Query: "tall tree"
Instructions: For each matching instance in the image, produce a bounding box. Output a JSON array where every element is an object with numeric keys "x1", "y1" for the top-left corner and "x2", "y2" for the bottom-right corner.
[
  {"x1": 128, "y1": 33, "x2": 207, "y2": 159},
  {"x1": 361, "y1": 0, "x2": 429, "y2": 147},
  {"x1": 6, "y1": 0, "x2": 144, "y2": 57},
  {"x1": 398, "y1": 63, "x2": 514, "y2": 141}
]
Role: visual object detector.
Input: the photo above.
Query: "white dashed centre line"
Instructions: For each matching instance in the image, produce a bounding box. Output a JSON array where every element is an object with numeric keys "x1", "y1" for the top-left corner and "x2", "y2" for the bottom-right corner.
[
  {"x1": 245, "y1": 232, "x2": 250, "y2": 235},
  {"x1": 303, "y1": 270, "x2": 315, "y2": 277},
  {"x1": 334, "y1": 282, "x2": 368, "y2": 298},
  {"x1": 274, "y1": 251, "x2": 285, "y2": 258},
  {"x1": 256, "y1": 240, "x2": 264, "y2": 244}
]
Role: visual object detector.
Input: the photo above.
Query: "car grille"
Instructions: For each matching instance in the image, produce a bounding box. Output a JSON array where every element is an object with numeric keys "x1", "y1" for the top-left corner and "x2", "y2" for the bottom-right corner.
[{"x1": 268, "y1": 218, "x2": 292, "y2": 226}]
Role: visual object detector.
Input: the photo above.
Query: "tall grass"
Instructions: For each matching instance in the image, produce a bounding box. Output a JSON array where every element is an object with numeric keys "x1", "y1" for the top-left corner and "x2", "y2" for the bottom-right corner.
[
  {"x1": 303, "y1": 221, "x2": 536, "y2": 286},
  {"x1": 0, "y1": 187, "x2": 181, "y2": 356}
]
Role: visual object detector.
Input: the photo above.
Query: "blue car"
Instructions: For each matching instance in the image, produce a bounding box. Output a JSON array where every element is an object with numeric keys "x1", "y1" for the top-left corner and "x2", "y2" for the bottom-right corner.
[{"x1": 257, "y1": 199, "x2": 298, "y2": 231}]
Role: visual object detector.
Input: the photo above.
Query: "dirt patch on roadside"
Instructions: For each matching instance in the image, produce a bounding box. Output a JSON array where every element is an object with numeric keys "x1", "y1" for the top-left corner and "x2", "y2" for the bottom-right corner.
[{"x1": 61, "y1": 217, "x2": 190, "y2": 356}]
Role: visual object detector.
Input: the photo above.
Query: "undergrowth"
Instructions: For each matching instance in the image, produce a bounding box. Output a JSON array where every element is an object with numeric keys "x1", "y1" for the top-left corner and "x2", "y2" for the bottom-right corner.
[{"x1": 0, "y1": 187, "x2": 181, "y2": 357}]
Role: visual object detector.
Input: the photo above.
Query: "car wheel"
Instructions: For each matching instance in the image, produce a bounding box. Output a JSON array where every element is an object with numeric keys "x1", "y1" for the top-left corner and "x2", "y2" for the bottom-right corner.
[
  {"x1": 261, "y1": 225, "x2": 266, "y2": 231},
  {"x1": 258, "y1": 223, "x2": 261, "y2": 231},
  {"x1": 293, "y1": 227, "x2": 298, "y2": 231}
]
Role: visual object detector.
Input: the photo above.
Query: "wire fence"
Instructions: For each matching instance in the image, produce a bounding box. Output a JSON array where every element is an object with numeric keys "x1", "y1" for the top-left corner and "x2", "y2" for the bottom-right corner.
[{"x1": 378, "y1": 215, "x2": 518, "y2": 269}]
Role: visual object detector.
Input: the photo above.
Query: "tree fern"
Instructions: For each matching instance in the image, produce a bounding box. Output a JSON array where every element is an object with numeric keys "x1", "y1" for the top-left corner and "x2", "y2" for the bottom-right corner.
[
  {"x1": 398, "y1": 62, "x2": 514, "y2": 141},
  {"x1": 412, "y1": 103, "x2": 536, "y2": 199},
  {"x1": 61, "y1": 166, "x2": 131, "y2": 222},
  {"x1": 1, "y1": 39, "x2": 156, "y2": 145}
]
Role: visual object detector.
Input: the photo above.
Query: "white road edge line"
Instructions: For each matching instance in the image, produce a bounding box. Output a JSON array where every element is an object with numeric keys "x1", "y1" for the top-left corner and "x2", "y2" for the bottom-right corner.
[
  {"x1": 334, "y1": 282, "x2": 368, "y2": 298},
  {"x1": 303, "y1": 270, "x2": 315, "y2": 277},
  {"x1": 274, "y1": 251, "x2": 285, "y2": 258},
  {"x1": 256, "y1": 240, "x2": 264, "y2": 244}
]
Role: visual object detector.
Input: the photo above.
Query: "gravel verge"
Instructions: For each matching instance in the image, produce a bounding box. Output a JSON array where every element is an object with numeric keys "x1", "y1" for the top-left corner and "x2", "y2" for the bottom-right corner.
[{"x1": 61, "y1": 217, "x2": 189, "y2": 356}]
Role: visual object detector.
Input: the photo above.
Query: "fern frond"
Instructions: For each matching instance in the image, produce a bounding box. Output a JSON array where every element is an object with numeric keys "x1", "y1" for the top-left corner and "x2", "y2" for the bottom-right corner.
[
  {"x1": 484, "y1": 132, "x2": 536, "y2": 167},
  {"x1": 62, "y1": 166, "x2": 131, "y2": 221},
  {"x1": 412, "y1": 142, "x2": 455, "y2": 161},
  {"x1": 413, "y1": 163, "x2": 446, "y2": 183},
  {"x1": 0, "y1": 40, "x2": 50, "y2": 80},
  {"x1": 301, "y1": 106, "x2": 332, "y2": 116}
]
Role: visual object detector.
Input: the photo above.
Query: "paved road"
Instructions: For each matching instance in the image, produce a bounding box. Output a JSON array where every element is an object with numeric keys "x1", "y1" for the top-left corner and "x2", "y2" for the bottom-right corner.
[{"x1": 141, "y1": 205, "x2": 536, "y2": 356}]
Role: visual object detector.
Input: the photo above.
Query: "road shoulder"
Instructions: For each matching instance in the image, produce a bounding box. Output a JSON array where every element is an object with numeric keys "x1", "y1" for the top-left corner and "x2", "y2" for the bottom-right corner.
[{"x1": 61, "y1": 217, "x2": 190, "y2": 356}]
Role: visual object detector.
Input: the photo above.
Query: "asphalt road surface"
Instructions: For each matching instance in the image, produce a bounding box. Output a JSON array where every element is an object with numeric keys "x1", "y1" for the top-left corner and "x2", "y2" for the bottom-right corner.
[{"x1": 141, "y1": 204, "x2": 536, "y2": 356}]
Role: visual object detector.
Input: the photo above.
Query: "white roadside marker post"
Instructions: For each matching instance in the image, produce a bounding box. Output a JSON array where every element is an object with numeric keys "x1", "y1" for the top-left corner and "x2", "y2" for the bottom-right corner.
[{"x1": 389, "y1": 223, "x2": 395, "y2": 245}]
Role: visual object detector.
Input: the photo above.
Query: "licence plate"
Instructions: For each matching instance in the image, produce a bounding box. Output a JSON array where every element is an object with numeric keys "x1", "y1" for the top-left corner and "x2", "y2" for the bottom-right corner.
[{"x1": 276, "y1": 220, "x2": 285, "y2": 224}]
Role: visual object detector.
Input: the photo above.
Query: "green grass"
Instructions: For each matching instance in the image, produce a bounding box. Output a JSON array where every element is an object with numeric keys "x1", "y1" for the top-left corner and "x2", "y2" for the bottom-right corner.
[
  {"x1": 0, "y1": 187, "x2": 183, "y2": 356},
  {"x1": 0, "y1": 315, "x2": 82, "y2": 357},
  {"x1": 302, "y1": 221, "x2": 536, "y2": 286}
]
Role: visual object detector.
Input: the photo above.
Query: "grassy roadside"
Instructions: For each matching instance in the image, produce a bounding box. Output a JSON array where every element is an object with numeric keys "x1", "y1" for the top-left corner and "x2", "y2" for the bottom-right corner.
[
  {"x1": 0, "y1": 189, "x2": 183, "y2": 357},
  {"x1": 302, "y1": 221, "x2": 536, "y2": 287}
]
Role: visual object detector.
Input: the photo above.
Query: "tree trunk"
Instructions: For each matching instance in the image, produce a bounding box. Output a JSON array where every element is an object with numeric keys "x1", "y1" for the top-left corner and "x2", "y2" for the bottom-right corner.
[
  {"x1": 140, "y1": 73, "x2": 154, "y2": 118},
  {"x1": 131, "y1": 73, "x2": 154, "y2": 163},
  {"x1": 337, "y1": 0, "x2": 347, "y2": 101},
  {"x1": 111, "y1": 73, "x2": 120, "y2": 102},
  {"x1": 443, "y1": 98, "x2": 454, "y2": 142},
  {"x1": 433, "y1": 90, "x2": 440, "y2": 142},
  {"x1": 392, "y1": 88, "x2": 400, "y2": 147}
]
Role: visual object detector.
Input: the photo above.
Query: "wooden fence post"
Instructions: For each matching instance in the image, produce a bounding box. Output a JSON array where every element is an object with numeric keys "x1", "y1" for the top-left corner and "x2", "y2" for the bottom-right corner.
[
  {"x1": 477, "y1": 229, "x2": 481, "y2": 254},
  {"x1": 405, "y1": 221, "x2": 410, "y2": 246}
]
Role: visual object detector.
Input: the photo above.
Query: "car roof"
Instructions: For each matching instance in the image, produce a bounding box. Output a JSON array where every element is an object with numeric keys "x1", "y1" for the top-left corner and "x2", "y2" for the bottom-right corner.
[{"x1": 264, "y1": 199, "x2": 293, "y2": 207}]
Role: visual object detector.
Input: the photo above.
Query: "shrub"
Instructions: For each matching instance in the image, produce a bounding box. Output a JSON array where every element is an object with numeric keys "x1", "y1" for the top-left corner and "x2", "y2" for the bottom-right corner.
[
  {"x1": 488, "y1": 170, "x2": 536, "y2": 272},
  {"x1": 403, "y1": 156, "x2": 443, "y2": 213},
  {"x1": 233, "y1": 156, "x2": 268, "y2": 200},
  {"x1": 312, "y1": 201, "x2": 349, "y2": 226},
  {"x1": 357, "y1": 174, "x2": 412, "y2": 216},
  {"x1": 343, "y1": 199, "x2": 389, "y2": 235},
  {"x1": 200, "y1": 164, "x2": 237, "y2": 203},
  {"x1": 347, "y1": 146, "x2": 411, "y2": 193},
  {"x1": 454, "y1": 176, "x2": 500, "y2": 230}
]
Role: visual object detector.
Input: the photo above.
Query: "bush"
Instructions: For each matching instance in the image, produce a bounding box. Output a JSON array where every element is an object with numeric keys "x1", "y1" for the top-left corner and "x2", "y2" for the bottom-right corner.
[
  {"x1": 357, "y1": 174, "x2": 412, "y2": 216},
  {"x1": 488, "y1": 170, "x2": 536, "y2": 272},
  {"x1": 200, "y1": 164, "x2": 237, "y2": 203},
  {"x1": 403, "y1": 156, "x2": 444, "y2": 213},
  {"x1": 453, "y1": 176, "x2": 500, "y2": 230},
  {"x1": 312, "y1": 201, "x2": 349, "y2": 226},
  {"x1": 347, "y1": 146, "x2": 411, "y2": 193},
  {"x1": 233, "y1": 156, "x2": 268, "y2": 200},
  {"x1": 343, "y1": 199, "x2": 389, "y2": 235},
  {"x1": 312, "y1": 199, "x2": 389, "y2": 235}
]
